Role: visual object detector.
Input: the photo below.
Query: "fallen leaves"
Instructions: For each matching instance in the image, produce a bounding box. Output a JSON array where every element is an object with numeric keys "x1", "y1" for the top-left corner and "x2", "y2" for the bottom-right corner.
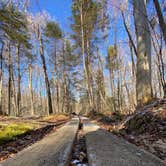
[
  {"x1": 0, "y1": 115, "x2": 69, "y2": 162},
  {"x1": 70, "y1": 129, "x2": 88, "y2": 166},
  {"x1": 93, "y1": 99, "x2": 166, "y2": 162}
]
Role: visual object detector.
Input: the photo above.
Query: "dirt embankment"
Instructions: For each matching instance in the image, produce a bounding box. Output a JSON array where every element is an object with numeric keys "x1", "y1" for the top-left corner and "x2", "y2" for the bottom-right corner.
[{"x1": 89, "y1": 99, "x2": 166, "y2": 162}]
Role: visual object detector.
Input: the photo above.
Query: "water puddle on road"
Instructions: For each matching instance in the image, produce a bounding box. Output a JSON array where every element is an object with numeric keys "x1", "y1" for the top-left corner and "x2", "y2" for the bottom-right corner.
[{"x1": 69, "y1": 120, "x2": 88, "y2": 166}]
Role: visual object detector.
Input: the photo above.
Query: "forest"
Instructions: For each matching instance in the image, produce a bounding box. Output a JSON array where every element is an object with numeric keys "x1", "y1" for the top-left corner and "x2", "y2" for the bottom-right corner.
[
  {"x1": 0, "y1": 0, "x2": 165, "y2": 165},
  {"x1": 0, "y1": 0, "x2": 165, "y2": 116}
]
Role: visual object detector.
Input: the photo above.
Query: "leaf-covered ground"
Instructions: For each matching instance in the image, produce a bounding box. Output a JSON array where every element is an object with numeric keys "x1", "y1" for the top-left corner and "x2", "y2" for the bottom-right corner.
[
  {"x1": 89, "y1": 99, "x2": 166, "y2": 162},
  {"x1": 0, "y1": 114, "x2": 69, "y2": 162}
]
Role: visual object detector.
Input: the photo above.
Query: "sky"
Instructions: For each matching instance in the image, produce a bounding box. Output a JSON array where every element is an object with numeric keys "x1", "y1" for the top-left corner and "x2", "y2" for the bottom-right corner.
[
  {"x1": 29, "y1": 0, "x2": 72, "y2": 33},
  {"x1": 27, "y1": 0, "x2": 128, "y2": 85},
  {"x1": 20, "y1": 0, "x2": 161, "y2": 97},
  {"x1": 28, "y1": 0, "x2": 131, "y2": 49}
]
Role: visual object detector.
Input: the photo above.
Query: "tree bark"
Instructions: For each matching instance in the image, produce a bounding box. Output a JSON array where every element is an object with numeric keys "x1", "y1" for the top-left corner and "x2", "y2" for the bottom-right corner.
[
  {"x1": 86, "y1": 40, "x2": 94, "y2": 108},
  {"x1": 129, "y1": 41, "x2": 136, "y2": 77},
  {"x1": 133, "y1": 0, "x2": 152, "y2": 106},
  {"x1": 151, "y1": 34, "x2": 165, "y2": 98},
  {"x1": 96, "y1": 50, "x2": 106, "y2": 112},
  {"x1": 0, "y1": 42, "x2": 4, "y2": 114},
  {"x1": 56, "y1": 81, "x2": 60, "y2": 113},
  {"x1": 54, "y1": 43, "x2": 60, "y2": 113},
  {"x1": 11, "y1": 66, "x2": 17, "y2": 115},
  {"x1": 28, "y1": 64, "x2": 34, "y2": 116},
  {"x1": 153, "y1": 0, "x2": 166, "y2": 44},
  {"x1": 8, "y1": 43, "x2": 12, "y2": 115},
  {"x1": 121, "y1": 11, "x2": 137, "y2": 56},
  {"x1": 79, "y1": 3, "x2": 93, "y2": 108},
  {"x1": 16, "y1": 44, "x2": 21, "y2": 115},
  {"x1": 109, "y1": 69, "x2": 116, "y2": 112},
  {"x1": 39, "y1": 36, "x2": 53, "y2": 115}
]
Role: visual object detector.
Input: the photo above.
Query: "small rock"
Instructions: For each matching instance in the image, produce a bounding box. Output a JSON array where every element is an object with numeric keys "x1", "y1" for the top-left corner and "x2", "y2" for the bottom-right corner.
[
  {"x1": 17, "y1": 140, "x2": 25, "y2": 146},
  {"x1": 78, "y1": 151, "x2": 86, "y2": 162},
  {"x1": 72, "y1": 159, "x2": 80, "y2": 164},
  {"x1": 6, "y1": 147, "x2": 18, "y2": 153},
  {"x1": 136, "y1": 152, "x2": 141, "y2": 156},
  {"x1": 0, "y1": 151, "x2": 9, "y2": 155}
]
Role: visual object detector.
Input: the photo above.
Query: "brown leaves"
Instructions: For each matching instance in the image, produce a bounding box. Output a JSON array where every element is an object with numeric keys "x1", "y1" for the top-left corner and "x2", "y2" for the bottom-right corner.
[
  {"x1": 94, "y1": 99, "x2": 166, "y2": 161},
  {"x1": 0, "y1": 116, "x2": 68, "y2": 162}
]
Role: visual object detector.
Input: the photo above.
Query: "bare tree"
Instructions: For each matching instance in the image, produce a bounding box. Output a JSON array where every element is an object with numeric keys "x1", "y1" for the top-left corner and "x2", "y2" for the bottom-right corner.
[
  {"x1": 28, "y1": 64, "x2": 34, "y2": 115},
  {"x1": 38, "y1": 27, "x2": 53, "y2": 115},
  {"x1": 133, "y1": 0, "x2": 152, "y2": 106},
  {"x1": 153, "y1": 0, "x2": 166, "y2": 44}
]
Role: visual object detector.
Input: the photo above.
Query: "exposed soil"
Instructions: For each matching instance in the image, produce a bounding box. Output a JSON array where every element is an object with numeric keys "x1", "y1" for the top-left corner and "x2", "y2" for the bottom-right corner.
[{"x1": 90, "y1": 99, "x2": 166, "y2": 162}]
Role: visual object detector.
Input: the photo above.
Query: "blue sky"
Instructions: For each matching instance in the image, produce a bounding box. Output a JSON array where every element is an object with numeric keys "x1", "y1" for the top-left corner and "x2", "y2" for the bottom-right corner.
[
  {"x1": 24, "y1": 0, "x2": 159, "y2": 97},
  {"x1": 28, "y1": 0, "x2": 128, "y2": 77},
  {"x1": 28, "y1": 0, "x2": 130, "y2": 46},
  {"x1": 29, "y1": 0, "x2": 72, "y2": 33}
]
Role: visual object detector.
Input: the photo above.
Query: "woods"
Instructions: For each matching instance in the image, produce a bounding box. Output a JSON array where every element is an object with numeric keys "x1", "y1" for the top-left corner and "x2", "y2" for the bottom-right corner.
[
  {"x1": 0, "y1": 0, "x2": 165, "y2": 117},
  {"x1": 0, "y1": 1, "x2": 165, "y2": 165}
]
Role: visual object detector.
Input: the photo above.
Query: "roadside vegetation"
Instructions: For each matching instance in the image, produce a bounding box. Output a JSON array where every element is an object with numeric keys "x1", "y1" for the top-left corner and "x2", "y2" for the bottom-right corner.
[
  {"x1": 0, "y1": 0, "x2": 165, "y2": 162},
  {"x1": 0, "y1": 123, "x2": 34, "y2": 145}
]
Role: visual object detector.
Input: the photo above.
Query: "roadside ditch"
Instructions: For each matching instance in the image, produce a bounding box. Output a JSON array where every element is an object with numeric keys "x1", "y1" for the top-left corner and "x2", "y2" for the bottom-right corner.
[{"x1": 69, "y1": 118, "x2": 88, "y2": 166}]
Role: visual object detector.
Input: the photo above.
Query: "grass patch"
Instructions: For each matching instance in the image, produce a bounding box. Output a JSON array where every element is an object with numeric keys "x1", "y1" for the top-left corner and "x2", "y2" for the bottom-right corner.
[{"x1": 0, "y1": 123, "x2": 34, "y2": 145}]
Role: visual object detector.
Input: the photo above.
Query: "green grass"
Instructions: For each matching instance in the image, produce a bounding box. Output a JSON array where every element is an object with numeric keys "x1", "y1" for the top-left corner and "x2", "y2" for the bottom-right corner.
[{"x1": 0, "y1": 123, "x2": 34, "y2": 145}]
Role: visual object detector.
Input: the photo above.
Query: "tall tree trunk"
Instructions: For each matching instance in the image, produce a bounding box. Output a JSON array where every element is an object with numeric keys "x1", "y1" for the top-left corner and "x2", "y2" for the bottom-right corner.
[
  {"x1": 86, "y1": 40, "x2": 94, "y2": 108},
  {"x1": 109, "y1": 69, "x2": 116, "y2": 112},
  {"x1": 56, "y1": 81, "x2": 60, "y2": 113},
  {"x1": 79, "y1": 3, "x2": 93, "y2": 108},
  {"x1": 0, "y1": 42, "x2": 4, "y2": 114},
  {"x1": 121, "y1": 11, "x2": 137, "y2": 56},
  {"x1": 129, "y1": 42, "x2": 137, "y2": 106},
  {"x1": 53, "y1": 43, "x2": 60, "y2": 113},
  {"x1": 117, "y1": 70, "x2": 121, "y2": 111},
  {"x1": 97, "y1": 50, "x2": 106, "y2": 111},
  {"x1": 8, "y1": 43, "x2": 12, "y2": 115},
  {"x1": 28, "y1": 64, "x2": 34, "y2": 116},
  {"x1": 124, "y1": 66, "x2": 132, "y2": 110},
  {"x1": 153, "y1": 0, "x2": 166, "y2": 44},
  {"x1": 133, "y1": 0, "x2": 152, "y2": 106},
  {"x1": 151, "y1": 34, "x2": 166, "y2": 98},
  {"x1": 39, "y1": 37, "x2": 53, "y2": 115},
  {"x1": 16, "y1": 45, "x2": 21, "y2": 115},
  {"x1": 129, "y1": 41, "x2": 136, "y2": 77},
  {"x1": 11, "y1": 66, "x2": 17, "y2": 115}
]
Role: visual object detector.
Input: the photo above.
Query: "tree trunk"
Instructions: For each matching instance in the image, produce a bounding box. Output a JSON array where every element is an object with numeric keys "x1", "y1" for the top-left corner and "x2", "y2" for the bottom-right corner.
[
  {"x1": 121, "y1": 11, "x2": 136, "y2": 78},
  {"x1": 8, "y1": 43, "x2": 12, "y2": 116},
  {"x1": 117, "y1": 70, "x2": 121, "y2": 111},
  {"x1": 97, "y1": 50, "x2": 106, "y2": 112},
  {"x1": 0, "y1": 42, "x2": 4, "y2": 114},
  {"x1": 86, "y1": 40, "x2": 94, "y2": 108},
  {"x1": 11, "y1": 66, "x2": 17, "y2": 115},
  {"x1": 153, "y1": 0, "x2": 166, "y2": 44},
  {"x1": 28, "y1": 64, "x2": 34, "y2": 116},
  {"x1": 80, "y1": 3, "x2": 93, "y2": 108},
  {"x1": 39, "y1": 37, "x2": 53, "y2": 115},
  {"x1": 16, "y1": 45, "x2": 21, "y2": 115},
  {"x1": 151, "y1": 34, "x2": 166, "y2": 98},
  {"x1": 133, "y1": 0, "x2": 152, "y2": 106},
  {"x1": 109, "y1": 69, "x2": 116, "y2": 112},
  {"x1": 56, "y1": 81, "x2": 60, "y2": 113},
  {"x1": 129, "y1": 41, "x2": 136, "y2": 77},
  {"x1": 53, "y1": 43, "x2": 60, "y2": 113},
  {"x1": 121, "y1": 11, "x2": 137, "y2": 56}
]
